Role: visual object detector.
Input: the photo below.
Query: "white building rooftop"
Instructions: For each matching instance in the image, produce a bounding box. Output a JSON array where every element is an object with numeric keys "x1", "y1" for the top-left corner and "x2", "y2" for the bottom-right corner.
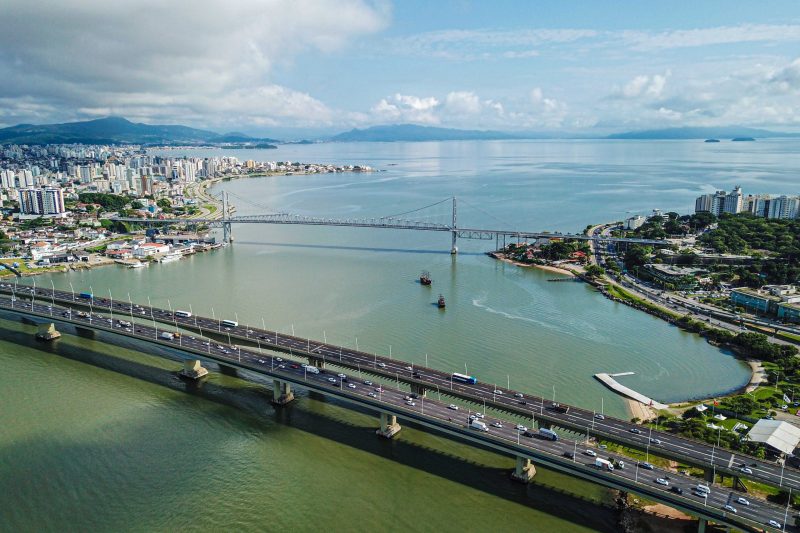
[{"x1": 746, "y1": 419, "x2": 800, "y2": 455}]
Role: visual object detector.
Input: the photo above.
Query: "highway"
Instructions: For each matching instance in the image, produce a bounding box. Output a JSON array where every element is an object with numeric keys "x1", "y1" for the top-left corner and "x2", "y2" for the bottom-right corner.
[
  {"x1": 4, "y1": 282, "x2": 800, "y2": 494},
  {"x1": 0, "y1": 293, "x2": 793, "y2": 531}
]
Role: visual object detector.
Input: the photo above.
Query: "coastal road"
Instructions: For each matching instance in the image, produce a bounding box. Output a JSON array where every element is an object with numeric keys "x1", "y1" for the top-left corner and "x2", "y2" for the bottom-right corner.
[
  {"x1": 5, "y1": 282, "x2": 800, "y2": 495},
  {"x1": 0, "y1": 294, "x2": 794, "y2": 532}
]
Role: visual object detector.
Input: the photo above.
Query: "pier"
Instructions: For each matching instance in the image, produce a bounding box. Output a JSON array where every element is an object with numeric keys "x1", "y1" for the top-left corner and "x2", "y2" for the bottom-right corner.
[{"x1": 594, "y1": 372, "x2": 668, "y2": 410}]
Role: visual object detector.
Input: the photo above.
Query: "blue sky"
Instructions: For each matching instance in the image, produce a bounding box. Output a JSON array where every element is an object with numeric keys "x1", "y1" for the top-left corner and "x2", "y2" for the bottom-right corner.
[{"x1": 1, "y1": 0, "x2": 799, "y2": 135}]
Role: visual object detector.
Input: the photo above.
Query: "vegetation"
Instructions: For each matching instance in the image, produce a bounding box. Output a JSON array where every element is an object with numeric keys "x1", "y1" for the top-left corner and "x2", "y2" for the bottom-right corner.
[
  {"x1": 78, "y1": 193, "x2": 130, "y2": 211},
  {"x1": 584, "y1": 264, "x2": 605, "y2": 278}
]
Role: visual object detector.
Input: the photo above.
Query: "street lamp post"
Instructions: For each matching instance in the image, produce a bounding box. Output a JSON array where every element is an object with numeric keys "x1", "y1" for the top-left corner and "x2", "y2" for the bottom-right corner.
[{"x1": 49, "y1": 280, "x2": 55, "y2": 314}]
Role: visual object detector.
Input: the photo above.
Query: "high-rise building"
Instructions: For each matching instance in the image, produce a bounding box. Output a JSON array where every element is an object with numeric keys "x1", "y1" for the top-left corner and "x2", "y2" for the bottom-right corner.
[
  {"x1": 723, "y1": 186, "x2": 743, "y2": 214},
  {"x1": 18, "y1": 187, "x2": 66, "y2": 218}
]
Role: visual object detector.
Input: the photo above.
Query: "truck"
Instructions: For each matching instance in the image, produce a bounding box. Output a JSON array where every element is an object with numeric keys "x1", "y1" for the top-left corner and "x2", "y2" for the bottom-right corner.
[
  {"x1": 538, "y1": 428, "x2": 559, "y2": 441},
  {"x1": 79, "y1": 292, "x2": 93, "y2": 299},
  {"x1": 595, "y1": 458, "x2": 614, "y2": 471},
  {"x1": 302, "y1": 364, "x2": 320, "y2": 375},
  {"x1": 469, "y1": 419, "x2": 488, "y2": 432},
  {"x1": 160, "y1": 332, "x2": 174, "y2": 340}
]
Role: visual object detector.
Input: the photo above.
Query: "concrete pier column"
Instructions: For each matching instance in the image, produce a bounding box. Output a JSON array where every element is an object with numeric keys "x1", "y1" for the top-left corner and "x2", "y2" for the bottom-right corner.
[
  {"x1": 376, "y1": 412, "x2": 401, "y2": 439},
  {"x1": 511, "y1": 456, "x2": 536, "y2": 483},
  {"x1": 703, "y1": 468, "x2": 714, "y2": 483},
  {"x1": 35, "y1": 323, "x2": 61, "y2": 341},
  {"x1": 697, "y1": 518, "x2": 707, "y2": 533},
  {"x1": 308, "y1": 357, "x2": 325, "y2": 369},
  {"x1": 180, "y1": 359, "x2": 209, "y2": 379},
  {"x1": 272, "y1": 379, "x2": 295, "y2": 405},
  {"x1": 410, "y1": 383, "x2": 427, "y2": 397}
]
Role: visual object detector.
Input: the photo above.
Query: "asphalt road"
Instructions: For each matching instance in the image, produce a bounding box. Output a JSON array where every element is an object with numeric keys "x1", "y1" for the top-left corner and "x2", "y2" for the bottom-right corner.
[
  {"x1": 0, "y1": 293, "x2": 794, "y2": 531},
  {"x1": 4, "y1": 282, "x2": 800, "y2": 494}
]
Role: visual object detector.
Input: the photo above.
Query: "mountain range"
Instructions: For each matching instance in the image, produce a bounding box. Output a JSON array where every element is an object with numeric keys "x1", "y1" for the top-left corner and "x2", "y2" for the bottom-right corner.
[{"x1": 1, "y1": 116, "x2": 799, "y2": 145}]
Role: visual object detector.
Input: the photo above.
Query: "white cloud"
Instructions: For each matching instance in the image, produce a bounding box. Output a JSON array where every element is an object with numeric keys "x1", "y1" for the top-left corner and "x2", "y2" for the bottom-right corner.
[
  {"x1": 0, "y1": 0, "x2": 388, "y2": 128},
  {"x1": 444, "y1": 91, "x2": 482, "y2": 114},
  {"x1": 370, "y1": 93, "x2": 441, "y2": 124},
  {"x1": 618, "y1": 72, "x2": 669, "y2": 99}
]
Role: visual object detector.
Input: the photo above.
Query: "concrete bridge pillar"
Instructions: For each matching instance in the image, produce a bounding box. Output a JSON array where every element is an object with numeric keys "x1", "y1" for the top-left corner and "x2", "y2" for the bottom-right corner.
[
  {"x1": 308, "y1": 357, "x2": 325, "y2": 369},
  {"x1": 697, "y1": 518, "x2": 707, "y2": 533},
  {"x1": 272, "y1": 379, "x2": 295, "y2": 405},
  {"x1": 180, "y1": 359, "x2": 209, "y2": 380},
  {"x1": 35, "y1": 322, "x2": 61, "y2": 341},
  {"x1": 511, "y1": 456, "x2": 536, "y2": 483},
  {"x1": 376, "y1": 412, "x2": 401, "y2": 439},
  {"x1": 703, "y1": 468, "x2": 714, "y2": 483},
  {"x1": 410, "y1": 383, "x2": 427, "y2": 397}
]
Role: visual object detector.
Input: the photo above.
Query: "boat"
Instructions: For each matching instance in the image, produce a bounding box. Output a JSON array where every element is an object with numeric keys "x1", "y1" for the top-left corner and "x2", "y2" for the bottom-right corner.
[
  {"x1": 159, "y1": 252, "x2": 183, "y2": 264},
  {"x1": 420, "y1": 271, "x2": 432, "y2": 285},
  {"x1": 128, "y1": 261, "x2": 148, "y2": 269},
  {"x1": 437, "y1": 294, "x2": 446, "y2": 309}
]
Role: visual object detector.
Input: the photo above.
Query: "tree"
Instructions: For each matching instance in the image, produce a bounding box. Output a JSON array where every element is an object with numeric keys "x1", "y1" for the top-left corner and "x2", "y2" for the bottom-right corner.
[
  {"x1": 624, "y1": 245, "x2": 652, "y2": 269},
  {"x1": 584, "y1": 264, "x2": 605, "y2": 278},
  {"x1": 130, "y1": 200, "x2": 144, "y2": 210}
]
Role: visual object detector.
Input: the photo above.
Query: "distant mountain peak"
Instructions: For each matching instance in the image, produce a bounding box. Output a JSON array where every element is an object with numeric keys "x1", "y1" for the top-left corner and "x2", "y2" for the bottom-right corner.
[{"x1": 330, "y1": 123, "x2": 524, "y2": 142}]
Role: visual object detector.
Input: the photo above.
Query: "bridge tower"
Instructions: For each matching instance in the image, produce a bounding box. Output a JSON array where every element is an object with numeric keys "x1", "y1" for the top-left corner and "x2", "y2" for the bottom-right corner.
[
  {"x1": 222, "y1": 192, "x2": 233, "y2": 244},
  {"x1": 450, "y1": 196, "x2": 458, "y2": 255}
]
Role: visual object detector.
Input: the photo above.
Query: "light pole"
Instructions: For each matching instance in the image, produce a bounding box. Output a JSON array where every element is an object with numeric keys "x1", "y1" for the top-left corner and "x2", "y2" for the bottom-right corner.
[
  {"x1": 108, "y1": 288, "x2": 113, "y2": 324},
  {"x1": 49, "y1": 279, "x2": 55, "y2": 314},
  {"x1": 425, "y1": 353, "x2": 428, "y2": 367},
  {"x1": 69, "y1": 282, "x2": 75, "y2": 300},
  {"x1": 355, "y1": 336, "x2": 358, "y2": 351},
  {"x1": 389, "y1": 345, "x2": 392, "y2": 359}
]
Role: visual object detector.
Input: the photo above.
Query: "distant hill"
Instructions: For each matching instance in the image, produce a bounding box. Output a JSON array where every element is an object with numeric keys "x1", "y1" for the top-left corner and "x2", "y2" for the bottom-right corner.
[
  {"x1": 0, "y1": 117, "x2": 224, "y2": 145},
  {"x1": 607, "y1": 126, "x2": 800, "y2": 140},
  {"x1": 330, "y1": 124, "x2": 525, "y2": 142},
  {"x1": 207, "y1": 132, "x2": 281, "y2": 144}
]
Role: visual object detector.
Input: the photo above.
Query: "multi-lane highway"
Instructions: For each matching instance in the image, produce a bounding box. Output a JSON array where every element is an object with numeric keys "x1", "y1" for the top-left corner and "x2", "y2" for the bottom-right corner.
[
  {"x1": 3, "y1": 282, "x2": 800, "y2": 494},
  {"x1": 0, "y1": 292, "x2": 794, "y2": 531}
]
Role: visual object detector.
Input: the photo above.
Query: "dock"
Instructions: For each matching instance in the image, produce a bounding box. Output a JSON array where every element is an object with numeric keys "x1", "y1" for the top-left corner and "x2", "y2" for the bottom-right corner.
[{"x1": 594, "y1": 372, "x2": 668, "y2": 410}]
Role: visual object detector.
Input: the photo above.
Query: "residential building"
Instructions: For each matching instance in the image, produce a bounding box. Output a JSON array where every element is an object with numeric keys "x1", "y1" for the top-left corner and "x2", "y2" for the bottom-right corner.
[
  {"x1": 731, "y1": 285, "x2": 800, "y2": 315},
  {"x1": 723, "y1": 186, "x2": 743, "y2": 214},
  {"x1": 624, "y1": 215, "x2": 646, "y2": 230},
  {"x1": 18, "y1": 187, "x2": 66, "y2": 218}
]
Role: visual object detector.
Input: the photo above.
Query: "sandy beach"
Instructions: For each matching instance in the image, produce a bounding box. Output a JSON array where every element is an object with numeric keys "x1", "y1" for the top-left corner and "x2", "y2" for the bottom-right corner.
[{"x1": 489, "y1": 252, "x2": 578, "y2": 277}]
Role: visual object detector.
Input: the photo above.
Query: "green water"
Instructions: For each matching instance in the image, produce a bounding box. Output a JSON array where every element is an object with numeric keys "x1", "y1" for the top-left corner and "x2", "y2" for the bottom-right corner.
[{"x1": 6, "y1": 139, "x2": 794, "y2": 531}]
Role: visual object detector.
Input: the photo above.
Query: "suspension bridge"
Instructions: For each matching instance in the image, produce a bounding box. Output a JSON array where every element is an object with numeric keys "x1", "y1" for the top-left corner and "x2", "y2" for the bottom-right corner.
[{"x1": 113, "y1": 194, "x2": 668, "y2": 253}]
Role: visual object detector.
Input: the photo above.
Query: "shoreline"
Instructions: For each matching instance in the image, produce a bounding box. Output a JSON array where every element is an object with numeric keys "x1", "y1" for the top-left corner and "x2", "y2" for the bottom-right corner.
[{"x1": 488, "y1": 252, "x2": 578, "y2": 277}]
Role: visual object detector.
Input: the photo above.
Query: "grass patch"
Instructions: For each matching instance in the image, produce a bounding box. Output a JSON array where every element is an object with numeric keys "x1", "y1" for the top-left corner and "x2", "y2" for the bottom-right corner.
[{"x1": 605, "y1": 283, "x2": 682, "y2": 320}]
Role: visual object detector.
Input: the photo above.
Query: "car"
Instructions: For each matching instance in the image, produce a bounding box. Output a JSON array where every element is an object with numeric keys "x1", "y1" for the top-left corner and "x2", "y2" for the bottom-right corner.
[
  {"x1": 515, "y1": 424, "x2": 525, "y2": 430},
  {"x1": 490, "y1": 421, "x2": 503, "y2": 428},
  {"x1": 769, "y1": 520, "x2": 782, "y2": 528},
  {"x1": 516, "y1": 425, "x2": 528, "y2": 433},
  {"x1": 693, "y1": 489, "x2": 708, "y2": 498},
  {"x1": 518, "y1": 400, "x2": 527, "y2": 405},
  {"x1": 368, "y1": 392, "x2": 377, "y2": 398},
  {"x1": 563, "y1": 452, "x2": 575, "y2": 459},
  {"x1": 474, "y1": 412, "x2": 484, "y2": 419},
  {"x1": 374, "y1": 387, "x2": 383, "y2": 392},
  {"x1": 594, "y1": 414, "x2": 605, "y2": 420},
  {"x1": 585, "y1": 450, "x2": 597, "y2": 457},
  {"x1": 598, "y1": 444, "x2": 607, "y2": 450},
  {"x1": 493, "y1": 389, "x2": 503, "y2": 394},
  {"x1": 278, "y1": 364, "x2": 286, "y2": 369},
  {"x1": 290, "y1": 363, "x2": 300, "y2": 369},
  {"x1": 469, "y1": 414, "x2": 477, "y2": 420},
  {"x1": 655, "y1": 478, "x2": 669, "y2": 486},
  {"x1": 617, "y1": 461, "x2": 624, "y2": 469},
  {"x1": 448, "y1": 404, "x2": 459, "y2": 410},
  {"x1": 363, "y1": 380, "x2": 373, "y2": 386},
  {"x1": 514, "y1": 393, "x2": 524, "y2": 399},
  {"x1": 405, "y1": 366, "x2": 413, "y2": 371},
  {"x1": 258, "y1": 359, "x2": 266, "y2": 364},
  {"x1": 740, "y1": 466, "x2": 753, "y2": 474},
  {"x1": 650, "y1": 438, "x2": 661, "y2": 445},
  {"x1": 275, "y1": 357, "x2": 283, "y2": 362},
  {"x1": 670, "y1": 486, "x2": 683, "y2": 495},
  {"x1": 736, "y1": 497, "x2": 750, "y2": 506},
  {"x1": 337, "y1": 373, "x2": 347, "y2": 380},
  {"x1": 723, "y1": 505, "x2": 737, "y2": 514},
  {"x1": 404, "y1": 396, "x2": 413, "y2": 402},
  {"x1": 405, "y1": 400, "x2": 416, "y2": 406},
  {"x1": 327, "y1": 378, "x2": 337, "y2": 384},
  {"x1": 641, "y1": 462, "x2": 654, "y2": 470},
  {"x1": 377, "y1": 362, "x2": 386, "y2": 368},
  {"x1": 630, "y1": 428, "x2": 641, "y2": 434},
  {"x1": 347, "y1": 383, "x2": 357, "y2": 389}
]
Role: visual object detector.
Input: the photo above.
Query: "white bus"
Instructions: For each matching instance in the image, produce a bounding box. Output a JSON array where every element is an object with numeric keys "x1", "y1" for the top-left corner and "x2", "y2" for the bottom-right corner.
[
  {"x1": 221, "y1": 319, "x2": 238, "y2": 328},
  {"x1": 174, "y1": 310, "x2": 192, "y2": 318}
]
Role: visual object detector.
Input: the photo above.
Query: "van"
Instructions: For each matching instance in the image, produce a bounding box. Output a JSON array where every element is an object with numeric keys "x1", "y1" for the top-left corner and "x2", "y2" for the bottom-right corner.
[
  {"x1": 469, "y1": 419, "x2": 488, "y2": 432},
  {"x1": 302, "y1": 364, "x2": 320, "y2": 375},
  {"x1": 160, "y1": 332, "x2": 174, "y2": 340}
]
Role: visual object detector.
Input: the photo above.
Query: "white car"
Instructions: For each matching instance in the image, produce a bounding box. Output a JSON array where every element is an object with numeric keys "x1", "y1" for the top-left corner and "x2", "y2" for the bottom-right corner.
[
  {"x1": 491, "y1": 422, "x2": 503, "y2": 428},
  {"x1": 493, "y1": 389, "x2": 503, "y2": 394},
  {"x1": 405, "y1": 400, "x2": 416, "y2": 406},
  {"x1": 723, "y1": 504, "x2": 737, "y2": 514},
  {"x1": 338, "y1": 373, "x2": 347, "y2": 379},
  {"x1": 515, "y1": 424, "x2": 526, "y2": 431},
  {"x1": 649, "y1": 438, "x2": 661, "y2": 445},
  {"x1": 377, "y1": 362, "x2": 386, "y2": 368},
  {"x1": 347, "y1": 383, "x2": 356, "y2": 389},
  {"x1": 740, "y1": 466, "x2": 753, "y2": 474},
  {"x1": 514, "y1": 393, "x2": 523, "y2": 399},
  {"x1": 594, "y1": 414, "x2": 605, "y2": 420},
  {"x1": 327, "y1": 378, "x2": 337, "y2": 384},
  {"x1": 655, "y1": 478, "x2": 669, "y2": 486},
  {"x1": 368, "y1": 392, "x2": 377, "y2": 398},
  {"x1": 474, "y1": 412, "x2": 484, "y2": 419},
  {"x1": 736, "y1": 497, "x2": 750, "y2": 506},
  {"x1": 448, "y1": 404, "x2": 459, "y2": 410},
  {"x1": 769, "y1": 520, "x2": 782, "y2": 528},
  {"x1": 363, "y1": 380, "x2": 373, "y2": 386},
  {"x1": 585, "y1": 450, "x2": 597, "y2": 457}
]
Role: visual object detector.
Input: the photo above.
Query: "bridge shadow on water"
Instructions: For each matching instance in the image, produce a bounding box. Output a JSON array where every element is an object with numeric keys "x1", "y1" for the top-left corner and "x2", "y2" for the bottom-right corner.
[
  {"x1": 234, "y1": 240, "x2": 487, "y2": 256},
  {"x1": 0, "y1": 316, "x2": 619, "y2": 532}
]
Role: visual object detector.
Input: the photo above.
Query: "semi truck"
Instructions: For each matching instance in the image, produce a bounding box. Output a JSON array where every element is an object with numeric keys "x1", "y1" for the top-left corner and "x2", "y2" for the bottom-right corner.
[
  {"x1": 538, "y1": 428, "x2": 559, "y2": 441},
  {"x1": 595, "y1": 458, "x2": 614, "y2": 471},
  {"x1": 550, "y1": 403, "x2": 569, "y2": 414},
  {"x1": 160, "y1": 332, "x2": 174, "y2": 340}
]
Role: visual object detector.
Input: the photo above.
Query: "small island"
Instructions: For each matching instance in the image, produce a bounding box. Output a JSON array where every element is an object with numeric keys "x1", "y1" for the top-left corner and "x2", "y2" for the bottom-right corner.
[
  {"x1": 731, "y1": 137, "x2": 755, "y2": 142},
  {"x1": 704, "y1": 138, "x2": 720, "y2": 143}
]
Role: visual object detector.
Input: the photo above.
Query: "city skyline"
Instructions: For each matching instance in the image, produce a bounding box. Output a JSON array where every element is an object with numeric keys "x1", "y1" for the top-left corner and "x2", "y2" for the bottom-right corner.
[{"x1": 1, "y1": 1, "x2": 800, "y2": 136}]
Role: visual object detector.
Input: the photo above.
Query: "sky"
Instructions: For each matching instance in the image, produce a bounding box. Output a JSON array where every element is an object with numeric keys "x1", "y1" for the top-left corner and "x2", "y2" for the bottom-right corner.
[{"x1": 1, "y1": 0, "x2": 800, "y2": 136}]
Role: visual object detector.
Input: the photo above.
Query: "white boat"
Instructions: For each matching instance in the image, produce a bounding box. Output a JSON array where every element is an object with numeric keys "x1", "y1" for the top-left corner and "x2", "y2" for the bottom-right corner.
[
  {"x1": 128, "y1": 261, "x2": 148, "y2": 269},
  {"x1": 159, "y1": 253, "x2": 183, "y2": 264}
]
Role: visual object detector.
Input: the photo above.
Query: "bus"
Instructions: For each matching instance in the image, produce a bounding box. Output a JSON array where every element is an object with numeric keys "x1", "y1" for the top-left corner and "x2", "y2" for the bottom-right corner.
[
  {"x1": 221, "y1": 319, "x2": 239, "y2": 328},
  {"x1": 451, "y1": 373, "x2": 477, "y2": 384},
  {"x1": 174, "y1": 310, "x2": 192, "y2": 318},
  {"x1": 79, "y1": 292, "x2": 93, "y2": 299}
]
